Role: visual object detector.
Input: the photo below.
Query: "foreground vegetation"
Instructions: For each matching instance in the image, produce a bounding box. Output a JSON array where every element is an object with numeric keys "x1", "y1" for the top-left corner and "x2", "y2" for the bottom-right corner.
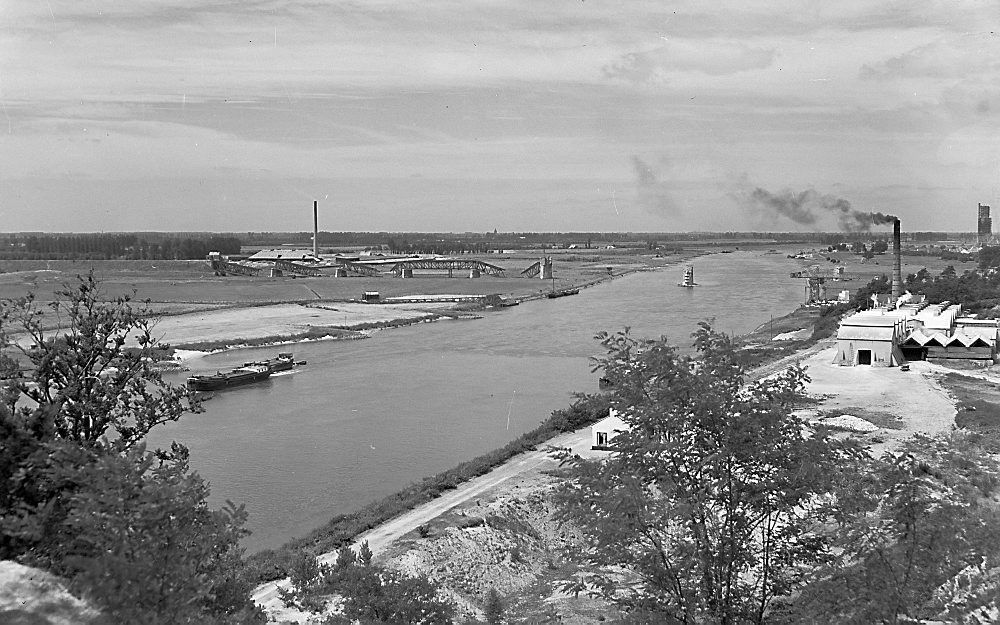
[
  {"x1": 0, "y1": 274, "x2": 265, "y2": 623},
  {"x1": 553, "y1": 323, "x2": 1000, "y2": 623}
]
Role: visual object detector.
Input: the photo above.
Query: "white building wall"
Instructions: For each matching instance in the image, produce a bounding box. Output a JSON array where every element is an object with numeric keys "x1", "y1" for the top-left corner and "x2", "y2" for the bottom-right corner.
[{"x1": 592, "y1": 409, "x2": 629, "y2": 448}]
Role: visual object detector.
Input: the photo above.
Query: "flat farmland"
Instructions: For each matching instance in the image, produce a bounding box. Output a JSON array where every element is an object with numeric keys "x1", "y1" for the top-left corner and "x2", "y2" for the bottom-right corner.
[
  {"x1": 0, "y1": 252, "x2": 689, "y2": 342},
  {"x1": 0, "y1": 251, "x2": 679, "y2": 307}
]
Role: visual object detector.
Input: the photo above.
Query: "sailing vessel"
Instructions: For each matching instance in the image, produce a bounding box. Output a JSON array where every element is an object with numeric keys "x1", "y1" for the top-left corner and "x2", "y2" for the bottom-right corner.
[{"x1": 678, "y1": 265, "x2": 697, "y2": 288}]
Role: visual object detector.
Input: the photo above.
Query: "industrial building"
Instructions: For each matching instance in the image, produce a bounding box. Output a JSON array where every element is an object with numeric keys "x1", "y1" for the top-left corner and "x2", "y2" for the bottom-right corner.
[
  {"x1": 832, "y1": 313, "x2": 907, "y2": 366},
  {"x1": 247, "y1": 249, "x2": 321, "y2": 263},
  {"x1": 834, "y1": 214, "x2": 998, "y2": 366},
  {"x1": 979, "y1": 203, "x2": 992, "y2": 245},
  {"x1": 835, "y1": 300, "x2": 999, "y2": 366}
]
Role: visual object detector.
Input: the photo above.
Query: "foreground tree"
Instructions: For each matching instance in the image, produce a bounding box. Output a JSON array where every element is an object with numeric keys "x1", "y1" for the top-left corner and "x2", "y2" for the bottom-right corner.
[
  {"x1": 0, "y1": 272, "x2": 188, "y2": 447},
  {"x1": 0, "y1": 274, "x2": 262, "y2": 623},
  {"x1": 779, "y1": 433, "x2": 1000, "y2": 624},
  {"x1": 555, "y1": 324, "x2": 860, "y2": 623}
]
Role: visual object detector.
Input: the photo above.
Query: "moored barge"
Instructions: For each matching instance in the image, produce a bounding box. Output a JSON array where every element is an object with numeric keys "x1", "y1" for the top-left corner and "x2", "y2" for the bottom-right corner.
[
  {"x1": 187, "y1": 353, "x2": 305, "y2": 392},
  {"x1": 187, "y1": 364, "x2": 272, "y2": 392}
]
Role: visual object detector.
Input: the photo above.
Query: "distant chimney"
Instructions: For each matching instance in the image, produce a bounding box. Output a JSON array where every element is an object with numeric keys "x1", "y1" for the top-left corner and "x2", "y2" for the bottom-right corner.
[
  {"x1": 892, "y1": 218, "x2": 902, "y2": 302},
  {"x1": 313, "y1": 200, "x2": 319, "y2": 257}
]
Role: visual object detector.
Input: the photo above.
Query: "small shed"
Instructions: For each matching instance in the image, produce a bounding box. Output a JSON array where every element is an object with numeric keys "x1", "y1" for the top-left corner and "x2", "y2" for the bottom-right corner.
[
  {"x1": 833, "y1": 313, "x2": 906, "y2": 366},
  {"x1": 592, "y1": 409, "x2": 629, "y2": 450}
]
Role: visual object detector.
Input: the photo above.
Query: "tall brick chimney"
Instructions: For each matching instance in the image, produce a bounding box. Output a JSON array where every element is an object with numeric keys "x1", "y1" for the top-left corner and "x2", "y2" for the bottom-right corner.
[
  {"x1": 313, "y1": 200, "x2": 319, "y2": 258},
  {"x1": 892, "y1": 218, "x2": 902, "y2": 302}
]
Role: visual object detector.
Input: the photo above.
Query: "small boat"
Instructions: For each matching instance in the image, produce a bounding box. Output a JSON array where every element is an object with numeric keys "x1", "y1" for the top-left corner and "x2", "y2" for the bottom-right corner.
[
  {"x1": 678, "y1": 265, "x2": 697, "y2": 288},
  {"x1": 187, "y1": 364, "x2": 272, "y2": 392},
  {"x1": 245, "y1": 352, "x2": 298, "y2": 373},
  {"x1": 546, "y1": 288, "x2": 580, "y2": 299}
]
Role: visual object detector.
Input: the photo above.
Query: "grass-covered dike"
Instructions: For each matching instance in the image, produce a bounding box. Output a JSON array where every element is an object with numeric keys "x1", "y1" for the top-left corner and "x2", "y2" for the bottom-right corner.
[{"x1": 244, "y1": 393, "x2": 612, "y2": 584}]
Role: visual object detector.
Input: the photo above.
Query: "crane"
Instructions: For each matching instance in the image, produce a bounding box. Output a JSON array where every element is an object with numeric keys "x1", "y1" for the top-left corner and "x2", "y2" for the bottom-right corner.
[{"x1": 789, "y1": 265, "x2": 827, "y2": 304}]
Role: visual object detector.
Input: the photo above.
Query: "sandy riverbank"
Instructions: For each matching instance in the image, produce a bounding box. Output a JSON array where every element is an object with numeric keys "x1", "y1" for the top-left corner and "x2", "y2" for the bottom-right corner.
[
  {"x1": 146, "y1": 251, "x2": 705, "y2": 353},
  {"x1": 151, "y1": 301, "x2": 461, "y2": 350}
]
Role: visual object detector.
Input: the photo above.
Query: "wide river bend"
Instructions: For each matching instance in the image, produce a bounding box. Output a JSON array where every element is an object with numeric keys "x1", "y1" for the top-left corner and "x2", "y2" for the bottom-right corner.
[{"x1": 151, "y1": 251, "x2": 803, "y2": 551}]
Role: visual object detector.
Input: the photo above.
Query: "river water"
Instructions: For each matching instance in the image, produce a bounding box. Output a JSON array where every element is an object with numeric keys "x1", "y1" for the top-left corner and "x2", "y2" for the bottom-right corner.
[{"x1": 150, "y1": 251, "x2": 804, "y2": 552}]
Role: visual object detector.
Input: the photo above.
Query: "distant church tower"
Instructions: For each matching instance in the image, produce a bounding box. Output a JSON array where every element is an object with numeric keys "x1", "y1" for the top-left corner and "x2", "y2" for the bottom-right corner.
[{"x1": 979, "y1": 203, "x2": 992, "y2": 245}]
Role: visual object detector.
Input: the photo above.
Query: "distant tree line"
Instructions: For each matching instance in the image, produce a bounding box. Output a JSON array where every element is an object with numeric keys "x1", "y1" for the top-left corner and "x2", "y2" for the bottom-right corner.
[
  {"x1": 384, "y1": 236, "x2": 492, "y2": 255},
  {"x1": 0, "y1": 234, "x2": 242, "y2": 260},
  {"x1": 240, "y1": 230, "x2": 982, "y2": 252}
]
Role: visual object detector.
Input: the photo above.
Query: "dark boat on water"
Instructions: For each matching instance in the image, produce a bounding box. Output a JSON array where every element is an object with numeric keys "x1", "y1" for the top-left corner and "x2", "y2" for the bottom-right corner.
[
  {"x1": 187, "y1": 353, "x2": 306, "y2": 392},
  {"x1": 187, "y1": 364, "x2": 272, "y2": 392},
  {"x1": 245, "y1": 352, "x2": 300, "y2": 372},
  {"x1": 546, "y1": 288, "x2": 580, "y2": 299}
]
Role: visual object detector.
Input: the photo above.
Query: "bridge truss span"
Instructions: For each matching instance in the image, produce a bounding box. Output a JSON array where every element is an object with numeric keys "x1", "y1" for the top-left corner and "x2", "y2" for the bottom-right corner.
[{"x1": 390, "y1": 259, "x2": 506, "y2": 277}]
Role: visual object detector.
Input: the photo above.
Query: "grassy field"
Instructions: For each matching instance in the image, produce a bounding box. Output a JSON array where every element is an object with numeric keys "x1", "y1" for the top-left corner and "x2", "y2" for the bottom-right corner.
[
  {"x1": 0, "y1": 247, "x2": 970, "y2": 343},
  {"x1": 0, "y1": 249, "x2": 691, "y2": 311}
]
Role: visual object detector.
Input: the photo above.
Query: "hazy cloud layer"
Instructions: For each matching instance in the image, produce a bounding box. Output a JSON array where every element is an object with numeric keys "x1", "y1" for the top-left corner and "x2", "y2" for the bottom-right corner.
[
  {"x1": 604, "y1": 40, "x2": 776, "y2": 83},
  {"x1": 1, "y1": 1, "x2": 998, "y2": 231}
]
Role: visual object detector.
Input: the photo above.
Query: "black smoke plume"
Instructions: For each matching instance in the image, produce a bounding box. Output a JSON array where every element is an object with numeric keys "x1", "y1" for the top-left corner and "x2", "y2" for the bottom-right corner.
[
  {"x1": 630, "y1": 156, "x2": 658, "y2": 187},
  {"x1": 630, "y1": 156, "x2": 679, "y2": 214},
  {"x1": 742, "y1": 184, "x2": 896, "y2": 232}
]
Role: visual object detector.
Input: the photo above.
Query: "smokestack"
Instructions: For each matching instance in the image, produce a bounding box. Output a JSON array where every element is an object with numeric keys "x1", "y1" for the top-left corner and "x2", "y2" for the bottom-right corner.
[
  {"x1": 313, "y1": 200, "x2": 318, "y2": 258},
  {"x1": 892, "y1": 218, "x2": 902, "y2": 302}
]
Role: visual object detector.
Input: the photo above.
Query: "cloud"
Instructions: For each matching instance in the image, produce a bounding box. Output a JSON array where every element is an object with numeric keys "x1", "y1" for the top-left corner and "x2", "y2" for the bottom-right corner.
[
  {"x1": 604, "y1": 40, "x2": 776, "y2": 83},
  {"x1": 861, "y1": 35, "x2": 1000, "y2": 81}
]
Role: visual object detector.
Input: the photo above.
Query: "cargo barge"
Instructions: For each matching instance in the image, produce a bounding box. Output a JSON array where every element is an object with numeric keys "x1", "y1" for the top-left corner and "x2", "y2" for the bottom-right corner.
[
  {"x1": 187, "y1": 353, "x2": 305, "y2": 392},
  {"x1": 187, "y1": 364, "x2": 272, "y2": 392}
]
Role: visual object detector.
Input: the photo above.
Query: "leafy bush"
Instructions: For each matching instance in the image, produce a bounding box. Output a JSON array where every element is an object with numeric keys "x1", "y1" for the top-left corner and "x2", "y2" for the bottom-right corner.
[{"x1": 280, "y1": 544, "x2": 454, "y2": 624}]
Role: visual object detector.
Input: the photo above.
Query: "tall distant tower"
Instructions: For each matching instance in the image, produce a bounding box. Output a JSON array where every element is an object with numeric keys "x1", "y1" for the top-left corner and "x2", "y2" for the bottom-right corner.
[{"x1": 979, "y1": 203, "x2": 992, "y2": 244}]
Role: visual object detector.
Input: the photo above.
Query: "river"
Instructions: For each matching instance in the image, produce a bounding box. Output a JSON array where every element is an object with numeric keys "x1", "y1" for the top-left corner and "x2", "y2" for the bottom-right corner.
[{"x1": 150, "y1": 250, "x2": 804, "y2": 552}]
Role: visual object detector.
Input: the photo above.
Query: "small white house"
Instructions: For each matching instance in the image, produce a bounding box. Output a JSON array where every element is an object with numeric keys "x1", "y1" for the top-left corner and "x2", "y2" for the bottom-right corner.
[{"x1": 592, "y1": 409, "x2": 629, "y2": 450}]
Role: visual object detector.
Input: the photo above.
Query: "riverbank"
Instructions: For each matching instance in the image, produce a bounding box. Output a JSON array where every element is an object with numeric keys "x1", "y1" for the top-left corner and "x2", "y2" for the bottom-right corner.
[
  {"x1": 246, "y1": 296, "x2": 848, "y2": 621},
  {"x1": 249, "y1": 295, "x2": 969, "y2": 623},
  {"x1": 145, "y1": 251, "x2": 704, "y2": 354}
]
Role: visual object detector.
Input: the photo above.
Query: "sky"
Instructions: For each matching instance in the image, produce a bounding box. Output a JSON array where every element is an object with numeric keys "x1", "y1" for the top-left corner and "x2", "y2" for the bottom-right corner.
[{"x1": 1, "y1": 1, "x2": 998, "y2": 233}]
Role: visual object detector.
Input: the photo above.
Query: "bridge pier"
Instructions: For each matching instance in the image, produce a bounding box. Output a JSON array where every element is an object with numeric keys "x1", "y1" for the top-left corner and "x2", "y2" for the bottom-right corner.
[
  {"x1": 469, "y1": 268, "x2": 481, "y2": 278},
  {"x1": 401, "y1": 268, "x2": 413, "y2": 278},
  {"x1": 448, "y1": 268, "x2": 453, "y2": 278},
  {"x1": 540, "y1": 257, "x2": 554, "y2": 280}
]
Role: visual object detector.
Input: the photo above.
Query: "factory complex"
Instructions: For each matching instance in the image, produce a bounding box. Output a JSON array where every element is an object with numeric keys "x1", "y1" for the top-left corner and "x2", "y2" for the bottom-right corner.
[
  {"x1": 834, "y1": 300, "x2": 998, "y2": 366},
  {"x1": 835, "y1": 207, "x2": 1000, "y2": 367}
]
